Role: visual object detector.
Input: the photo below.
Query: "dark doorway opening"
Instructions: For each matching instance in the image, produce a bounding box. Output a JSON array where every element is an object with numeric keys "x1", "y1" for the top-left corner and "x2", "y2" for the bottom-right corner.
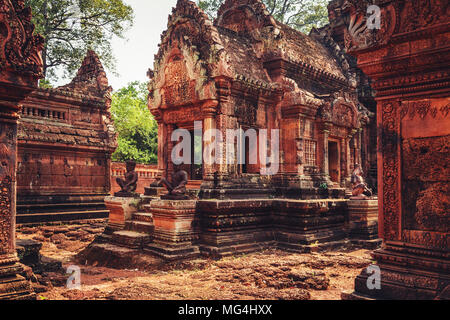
[
  {"x1": 328, "y1": 141, "x2": 340, "y2": 183},
  {"x1": 179, "y1": 130, "x2": 203, "y2": 180}
]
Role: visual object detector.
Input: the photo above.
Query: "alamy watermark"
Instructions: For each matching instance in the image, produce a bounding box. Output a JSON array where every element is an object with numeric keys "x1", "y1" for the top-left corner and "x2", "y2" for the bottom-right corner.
[
  {"x1": 366, "y1": 265, "x2": 381, "y2": 290},
  {"x1": 367, "y1": 5, "x2": 381, "y2": 30},
  {"x1": 66, "y1": 265, "x2": 81, "y2": 290},
  {"x1": 171, "y1": 121, "x2": 280, "y2": 176}
]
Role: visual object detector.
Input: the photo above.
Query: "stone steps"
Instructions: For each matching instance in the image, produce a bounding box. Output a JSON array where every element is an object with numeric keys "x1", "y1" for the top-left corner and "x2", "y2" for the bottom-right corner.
[
  {"x1": 125, "y1": 220, "x2": 155, "y2": 234},
  {"x1": 16, "y1": 197, "x2": 109, "y2": 224},
  {"x1": 132, "y1": 212, "x2": 154, "y2": 223},
  {"x1": 17, "y1": 202, "x2": 106, "y2": 213},
  {"x1": 17, "y1": 209, "x2": 109, "y2": 225},
  {"x1": 111, "y1": 230, "x2": 152, "y2": 249}
]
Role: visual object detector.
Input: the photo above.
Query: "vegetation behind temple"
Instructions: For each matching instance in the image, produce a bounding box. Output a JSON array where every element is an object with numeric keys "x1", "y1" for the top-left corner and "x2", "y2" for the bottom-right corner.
[
  {"x1": 26, "y1": 0, "x2": 134, "y2": 83},
  {"x1": 197, "y1": 0, "x2": 329, "y2": 34},
  {"x1": 111, "y1": 82, "x2": 158, "y2": 164}
]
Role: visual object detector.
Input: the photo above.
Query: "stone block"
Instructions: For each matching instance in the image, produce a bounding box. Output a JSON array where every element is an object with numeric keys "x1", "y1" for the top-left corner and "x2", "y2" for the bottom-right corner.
[
  {"x1": 197, "y1": 199, "x2": 274, "y2": 257},
  {"x1": 104, "y1": 196, "x2": 141, "y2": 232},
  {"x1": 144, "y1": 200, "x2": 200, "y2": 260},
  {"x1": 273, "y1": 199, "x2": 349, "y2": 252},
  {"x1": 347, "y1": 199, "x2": 381, "y2": 249}
]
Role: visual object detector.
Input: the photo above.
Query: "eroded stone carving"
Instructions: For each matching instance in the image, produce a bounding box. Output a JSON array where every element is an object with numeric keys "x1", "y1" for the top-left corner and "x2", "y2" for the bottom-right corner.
[
  {"x1": 154, "y1": 164, "x2": 189, "y2": 200},
  {"x1": 115, "y1": 161, "x2": 139, "y2": 198}
]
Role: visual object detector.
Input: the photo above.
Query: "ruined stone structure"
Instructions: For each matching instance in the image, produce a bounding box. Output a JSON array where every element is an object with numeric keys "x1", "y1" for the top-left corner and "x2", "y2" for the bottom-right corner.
[
  {"x1": 333, "y1": 0, "x2": 450, "y2": 300},
  {"x1": 85, "y1": 0, "x2": 381, "y2": 264},
  {"x1": 16, "y1": 50, "x2": 117, "y2": 224},
  {"x1": 148, "y1": 0, "x2": 376, "y2": 200},
  {"x1": 0, "y1": 0, "x2": 43, "y2": 299}
]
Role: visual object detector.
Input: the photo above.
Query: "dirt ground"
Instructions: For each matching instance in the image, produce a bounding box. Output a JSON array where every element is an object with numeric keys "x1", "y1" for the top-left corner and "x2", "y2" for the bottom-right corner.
[{"x1": 17, "y1": 221, "x2": 373, "y2": 300}]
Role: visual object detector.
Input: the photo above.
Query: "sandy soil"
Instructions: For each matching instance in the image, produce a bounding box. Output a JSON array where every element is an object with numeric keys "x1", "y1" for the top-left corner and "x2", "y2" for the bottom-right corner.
[{"x1": 17, "y1": 222, "x2": 373, "y2": 300}]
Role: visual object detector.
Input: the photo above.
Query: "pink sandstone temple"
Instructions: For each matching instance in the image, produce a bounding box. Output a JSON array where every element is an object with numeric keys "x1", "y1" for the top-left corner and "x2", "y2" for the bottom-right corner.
[{"x1": 0, "y1": 0, "x2": 448, "y2": 300}]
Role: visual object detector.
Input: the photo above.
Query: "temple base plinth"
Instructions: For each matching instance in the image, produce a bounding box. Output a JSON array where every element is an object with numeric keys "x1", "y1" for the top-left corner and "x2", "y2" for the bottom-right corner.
[
  {"x1": 347, "y1": 199, "x2": 381, "y2": 249},
  {"x1": 0, "y1": 256, "x2": 35, "y2": 300},
  {"x1": 144, "y1": 200, "x2": 199, "y2": 261}
]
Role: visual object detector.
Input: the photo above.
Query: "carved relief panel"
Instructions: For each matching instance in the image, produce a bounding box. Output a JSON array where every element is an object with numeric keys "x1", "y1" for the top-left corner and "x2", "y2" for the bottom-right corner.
[
  {"x1": 163, "y1": 55, "x2": 195, "y2": 107},
  {"x1": 400, "y1": 98, "x2": 450, "y2": 249}
]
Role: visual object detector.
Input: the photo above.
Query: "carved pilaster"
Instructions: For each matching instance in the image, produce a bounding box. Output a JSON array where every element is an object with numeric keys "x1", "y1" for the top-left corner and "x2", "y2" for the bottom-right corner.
[
  {"x1": 378, "y1": 100, "x2": 402, "y2": 242},
  {"x1": 0, "y1": 0, "x2": 43, "y2": 300},
  {"x1": 341, "y1": 0, "x2": 450, "y2": 300},
  {"x1": 322, "y1": 123, "x2": 331, "y2": 177},
  {"x1": 202, "y1": 100, "x2": 219, "y2": 182}
]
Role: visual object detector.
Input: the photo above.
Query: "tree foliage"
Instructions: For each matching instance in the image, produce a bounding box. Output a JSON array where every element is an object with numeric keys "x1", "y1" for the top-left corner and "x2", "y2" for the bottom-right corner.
[
  {"x1": 110, "y1": 82, "x2": 158, "y2": 164},
  {"x1": 197, "y1": 0, "x2": 329, "y2": 34},
  {"x1": 26, "y1": 0, "x2": 134, "y2": 82}
]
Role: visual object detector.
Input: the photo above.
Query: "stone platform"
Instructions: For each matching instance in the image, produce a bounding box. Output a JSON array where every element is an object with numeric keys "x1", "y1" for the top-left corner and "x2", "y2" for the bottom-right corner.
[
  {"x1": 197, "y1": 199, "x2": 274, "y2": 258},
  {"x1": 103, "y1": 196, "x2": 141, "y2": 235},
  {"x1": 274, "y1": 199, "x2": 350, "y2": 253},
  {"x1": 144, "y1": 200, "x2": 199, "y2": 261},
  {"x1": 83, "y1": 195, "x2": 381, "y2": 264},
  {"x1": 343, "y1": 244, "x2": 450, "y2": 300},
  {"x1": 347, "y1": 199, "x2": 381, "y2": 249}
]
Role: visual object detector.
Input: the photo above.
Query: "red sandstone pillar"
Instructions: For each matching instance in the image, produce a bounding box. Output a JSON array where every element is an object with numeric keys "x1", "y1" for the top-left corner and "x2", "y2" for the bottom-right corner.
[
  {"x1": 0, "y1": 1, "x2": 43, "y2": 299},
  {"x1": 154, "y1": 111, "x2": 168, "y2": 179},
  {"x1": 322, "y1": 123, "x2": 331, "y2": 177},
  {"x1": 202, "y1": 100, "x2": 219, "y2": 182},
  {"x1": 342, "y1": 0, "x2": 449, "y2": 300}
]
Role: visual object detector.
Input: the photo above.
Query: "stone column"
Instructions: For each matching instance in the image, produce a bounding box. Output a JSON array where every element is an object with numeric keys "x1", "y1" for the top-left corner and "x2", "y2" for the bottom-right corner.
[
  {"x1": 166, "y1": 124, "x2": 175, "y2": 178},
  {"x1": 0, "y1": 1, "x2": 43, "y2": 300},
  {"x1": 0, "y1": 99, "x2": 34, "y2": 300},
  {"x1": 341, "y1": 0, "x2": 450, "y2": 300},
  {"x1": 357, "y1": 128, "x2": 363, "y2": 168},
  {"x1": 201, "y1": 100, "x2": 219, "y2": 183},
  {"x1": 154, "y1": 112, "x2": 167, "y2": 179},
  {"x1": 340, "y1": 138, "x2": 347, "y2": 185},
  {"x1": 346, "y1": 129, "x2": 357, "y2": 181},
  {"x1": 322, "y1": 128, "x2": 330, "y2": 177}
]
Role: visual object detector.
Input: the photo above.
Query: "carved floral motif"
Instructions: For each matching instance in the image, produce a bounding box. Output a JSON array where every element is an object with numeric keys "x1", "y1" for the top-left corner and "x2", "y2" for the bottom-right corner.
[
  {"x1": 399, "y1": 0, "x2": 449, "y2": 33},
  {"x1": 400, "y1": 101, "x2": 438, "y2": 120},
  {"x1": 381, "y1": 101, "x2": 400, "y2": 241}
]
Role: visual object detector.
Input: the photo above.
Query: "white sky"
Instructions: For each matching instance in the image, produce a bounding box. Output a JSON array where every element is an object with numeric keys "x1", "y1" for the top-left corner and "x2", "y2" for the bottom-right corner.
[{"x1": 108, "y1": 0, "x2": 178, "y2": 91}]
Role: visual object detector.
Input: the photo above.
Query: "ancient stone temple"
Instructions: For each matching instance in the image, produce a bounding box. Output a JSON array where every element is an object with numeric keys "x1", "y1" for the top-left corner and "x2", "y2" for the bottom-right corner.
[
  {"x1": 15, "y1": 50, "x2": 117, "y2": 224},
  {"x1": 0, "y1": 0, "x2": 43, "y2": 299},
  {"x1": 332, "y1": 0, "x2": 449, "y2": 300},
  {"x1": 148, "y1": 0, "x2": 376, "y2": 200},
  {"x1": 85, "y1": 0, "x2": 380, "y2": 265}
]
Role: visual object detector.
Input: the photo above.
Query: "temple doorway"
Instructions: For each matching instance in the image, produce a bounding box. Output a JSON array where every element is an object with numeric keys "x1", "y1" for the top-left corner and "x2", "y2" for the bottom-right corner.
[
  {"x1": 328, "y1": 140, "x2": 340, "y2": 183},
  {"x1": 179, "y1": 130, "x2": 203, "y2": 180}
]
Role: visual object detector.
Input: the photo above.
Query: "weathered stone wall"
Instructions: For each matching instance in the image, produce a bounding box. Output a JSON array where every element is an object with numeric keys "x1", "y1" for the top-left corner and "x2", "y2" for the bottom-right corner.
[
  {"x1": 18, "y1": 91, "x2": 113, "y2": 200},
  {"x1": 16, "y1": 51, "x2": 117, "y2": 224}
]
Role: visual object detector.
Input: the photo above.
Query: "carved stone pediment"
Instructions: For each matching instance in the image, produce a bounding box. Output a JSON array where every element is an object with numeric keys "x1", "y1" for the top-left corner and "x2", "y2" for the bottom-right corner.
[{"x1": 148, "y1": 0, "x2": 231, "y2": 113}]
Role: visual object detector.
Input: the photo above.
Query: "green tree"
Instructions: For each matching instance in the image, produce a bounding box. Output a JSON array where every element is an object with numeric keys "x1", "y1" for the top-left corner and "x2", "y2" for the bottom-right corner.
[
  {"x1": 111, "y1": 82, "x2": 158, "y2": 164},
  {"x1": 26, "y1": 0, "x2": 134, "y2": 82},
  {"x1": 197, "y1": 0, "x2": 329, "y2": 34}
]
